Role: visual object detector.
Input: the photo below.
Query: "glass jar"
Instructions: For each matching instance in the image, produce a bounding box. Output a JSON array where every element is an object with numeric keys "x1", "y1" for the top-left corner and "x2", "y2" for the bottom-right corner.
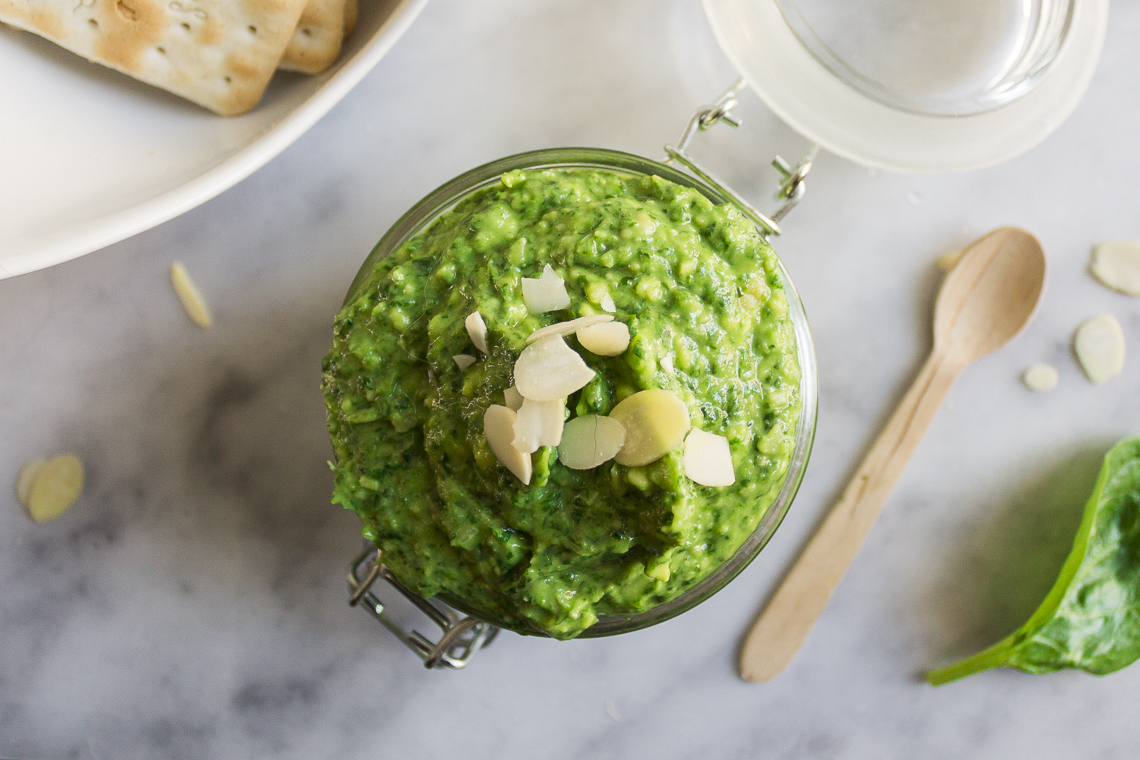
[
  {"x1": 341, "y1": 147, "x2": 818, "y2": 657},
  {"x1": 774, "y1": 0, "x2": 1076, "y2": 117}
]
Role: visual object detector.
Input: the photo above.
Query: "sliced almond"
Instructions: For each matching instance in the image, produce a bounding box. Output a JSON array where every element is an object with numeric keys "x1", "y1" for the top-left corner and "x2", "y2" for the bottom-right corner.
[
  {"x1": 522, "y1": 264, "x2": 571, "y2": 313},
  {"x1": 600, "y1": 293, "x2": 616, "y2": 313},
  {"x1": 609, "y1": 390, "x2": 691, "y2": 467},
  {"x1": 1090, "y1": 241, "x2": 1140, "y2": 296},
  {"x1": 558, "y1": 415, "x2": 626, "y2": 470},
  {"x1": 453, "y1": 354, "x2": 477, "y2": 370},
  {"x1": 514, "y1": 336, "x2": 596, "y2": 401},
  {"x1": 1022, "y1": 363, "x2": 1059, "y2": 392},
  {"x1": 504, "y1": 386, "x2": 524, "y2": 411},
  {"x1": 577, "y1": 322, "x2": 630, "y2": 356},
  {"x1": 484, "y1": 405, "x2": 532, "y2": 485},
  {"x1": 15, "y1": 458, "x2": 46, "y2": 507},
  {"x1": 170, "y1": 262, "x2": 212, "y2": 328},
  {"x1": 1073, "y1": 314, "x2": 1125, "y2": 384},
  {"x1": 683, "y1": 429, "x2": 735, "y2": 487},
  {"x1": 660, "y1": 354, "x2": 675, "y2": 375},
  {"x1": 465, "y1": 312, "x2": 490, "y2": 354},
  {"x1": 526, "y1": 314, "x2": 614, "y2": 344},
  {"x1": 24, "y1": 454, "x2": 84, "y2": 523},
  {"x1": 511, "y1": 397, "x2": 566, "y2": 453}
]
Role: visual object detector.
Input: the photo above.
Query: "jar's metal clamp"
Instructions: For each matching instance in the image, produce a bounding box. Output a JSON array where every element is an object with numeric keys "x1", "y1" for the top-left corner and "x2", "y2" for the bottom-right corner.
[
  {"x1": 345, "y1": 79, "x2": 818, "y2": 670},
  {"x1": 347, "y1": 546, "x2": 499, "y2": 669},
  {"x1": 664, "y1": 78, "x2": 819, "y2": 238}
]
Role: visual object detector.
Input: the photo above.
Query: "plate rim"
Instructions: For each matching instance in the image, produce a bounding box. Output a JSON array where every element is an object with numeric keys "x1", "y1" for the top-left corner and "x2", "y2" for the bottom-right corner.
[{"x1": 0, "y1": 0, "x2": 429, "y2": 280}]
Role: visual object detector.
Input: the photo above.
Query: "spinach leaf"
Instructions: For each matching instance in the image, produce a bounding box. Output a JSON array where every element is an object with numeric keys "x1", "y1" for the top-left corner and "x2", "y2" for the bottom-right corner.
[{"x1": 928, "y1": 436, "x2": 1140, "y2": 685}]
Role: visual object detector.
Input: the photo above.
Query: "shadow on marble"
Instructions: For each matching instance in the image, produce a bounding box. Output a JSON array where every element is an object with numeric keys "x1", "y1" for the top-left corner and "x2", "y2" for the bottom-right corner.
[
  {"x1": 918, "y1": 441, "x2": 1115, "y2": 678},
  {"x1": 0, "y1": 278, "x2": 425, "y2": 757}
]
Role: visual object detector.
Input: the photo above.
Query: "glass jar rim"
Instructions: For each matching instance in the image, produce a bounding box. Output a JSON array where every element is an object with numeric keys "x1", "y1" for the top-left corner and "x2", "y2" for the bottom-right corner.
[{"x1": 344, "y1": 147, "x2": 818, "y2": 638}]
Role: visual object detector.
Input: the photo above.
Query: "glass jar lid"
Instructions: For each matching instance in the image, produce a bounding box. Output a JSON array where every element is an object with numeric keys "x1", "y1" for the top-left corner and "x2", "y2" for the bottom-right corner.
[{"x1": 703, "y1": 0, "x2": 1108, "y2": 171}]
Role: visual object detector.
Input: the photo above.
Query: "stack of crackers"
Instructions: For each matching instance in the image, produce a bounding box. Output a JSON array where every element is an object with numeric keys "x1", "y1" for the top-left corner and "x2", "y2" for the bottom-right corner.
[{"x1": 0, "y1": 0, "x2": 358, "y2": 115}]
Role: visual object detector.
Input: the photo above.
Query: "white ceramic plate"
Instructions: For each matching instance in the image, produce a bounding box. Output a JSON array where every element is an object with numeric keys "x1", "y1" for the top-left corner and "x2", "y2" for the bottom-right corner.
[
  {"x1": 703, "y1": 0, "x2": 1108, "y2": 172},
  {"x1": 0, "y1": 0, "x2": 428, "y2": 279}
]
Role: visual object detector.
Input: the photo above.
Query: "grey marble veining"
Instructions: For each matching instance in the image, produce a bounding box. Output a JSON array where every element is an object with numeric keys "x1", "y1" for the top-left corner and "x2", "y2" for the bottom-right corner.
[{"x1": 4, "y1": 1, "x2": 1140, "y2": 757}]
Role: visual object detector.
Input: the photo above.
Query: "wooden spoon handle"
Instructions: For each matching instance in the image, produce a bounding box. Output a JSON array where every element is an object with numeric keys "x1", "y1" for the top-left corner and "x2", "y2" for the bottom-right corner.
[{"x1": 740, "y1": 350, "x2": 962, "y2": 682}]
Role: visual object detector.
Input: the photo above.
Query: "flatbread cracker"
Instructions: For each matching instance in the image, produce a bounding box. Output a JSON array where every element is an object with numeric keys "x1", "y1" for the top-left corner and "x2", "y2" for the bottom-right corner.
[
  {"x1": 277, "y1": 0, "x2": 343, "y2": 74},
  {"x1": 0, "y1": 0, "x2": 308, "y2": 115},
  {"x1": 342, "y1": 0, "x2": 354, "y2": 36}
]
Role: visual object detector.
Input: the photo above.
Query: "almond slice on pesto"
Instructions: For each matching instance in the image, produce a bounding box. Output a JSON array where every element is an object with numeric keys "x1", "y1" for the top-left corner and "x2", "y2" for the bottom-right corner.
[
  {"x1": 503, "y1": 385, "x2": 524, "y2": 411},
  {"x1": 484, "y1": 405, "x2": 532, "y2": 485},
  {"x1": 609, "y1": 389, "x2": 691, "y2": 467},
  {"x1": 513, "y1": 335, "x2": 595, "y2": 401},
  {"x1": 683, "y1": 429, "x2": 735, "y2": 487},
  {"x1": 453, "y1": 354, "x2": 476, "y2": 370},
  {"x1": 465, "y1": 311, "x2": 490, "y2": 354},
  {"x1": 526, "y1": 314, "x2": 613, "y2": 344},
  {"x1": 522, "y1": 264, "x2": 570, "y2": 313},
  {"x1": 558, "y1": 415, "x2": 626, "y2": 470},
  {"x1": 576, "y1": 322, "x2": 630, "y2": 356},
  {"x1": 511, "y1": 397, "x2": 566, "y2": 453}
]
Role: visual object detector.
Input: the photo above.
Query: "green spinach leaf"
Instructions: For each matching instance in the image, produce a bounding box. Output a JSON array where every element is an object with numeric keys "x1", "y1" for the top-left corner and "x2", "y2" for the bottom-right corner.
[{"x1": 928, "y1": 436, "x2": 1140, "y2": 685}]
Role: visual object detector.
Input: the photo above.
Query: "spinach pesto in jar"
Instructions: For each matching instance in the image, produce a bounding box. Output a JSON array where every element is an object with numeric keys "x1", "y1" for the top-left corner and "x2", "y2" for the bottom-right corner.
[{"x1": 322, "y1": 167, "x2": 801, "y2": 639}]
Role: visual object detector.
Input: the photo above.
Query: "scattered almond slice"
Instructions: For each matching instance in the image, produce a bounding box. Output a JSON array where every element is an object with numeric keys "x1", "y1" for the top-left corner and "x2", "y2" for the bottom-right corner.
[
  {"x1": 465, "y1": 312, "x2": 490, "y2": 354},
  {"x1": 660, "y1": 354, "x2": 675, "y2": 374},
  {"x1": 170, "y1": 262, "x2": 212, "y2": 328},
  {"x1": 453, "y1": 354, "x2": 476, "y2": 370},
  {"x1": 484, "y1": 405, "x2": 532, "y2": 485},
  {"x1": 1022, "y1": 363, "x2": 1059, "y2": 392},
  {"x1": 511, "y1": 397, "x2": 566, "y2": 453},
  {"x1": 1073, "y1": 314, "x2": 1125, "y2": 384},
  {"x1": 15, "y1": 458, "x2": 46, "y2": 507},
  {"x1": 577, "y1": 322, "x2": 630, "y2": 356},
  {"x1": 935, "y1": 249, "x2": 964, "y2": 272},
  {"x1": 504, "y1": 386, "x2": 524, "y2": 411},
  {"x1": 600, "y1": 294, "x2": 616, "y2": 313},
  {"x1": 609, "y1": 389, "x2": 691, "y2": 467},
  {"x1": 558, "y1": 415, "x2": 626, "y2": 470},
  {"x1": 522, "y1": 264, "x2": 571, "y2": 313},
  {"x1": 514, "y1": 335, "x2": 596, "y2": 401},
  {"x1": 23, "y1": 454, "x2": 84, "y2": 523},
  {"x1": 1090, "y1": 241, "x2": 1140, "y2": 296},
  {"x1": 526, "y1": 314, "x2": 614, "y2": 344},
  {"x1": 683, "y1": 429, "x2": 735, "y2": 487}
]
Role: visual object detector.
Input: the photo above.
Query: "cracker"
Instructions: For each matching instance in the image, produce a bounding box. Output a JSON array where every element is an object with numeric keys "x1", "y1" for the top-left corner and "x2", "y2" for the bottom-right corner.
[
  {"x1": 0, "y1": 0, "x2": 308, "y2": 115},
  {"x1": 277, "y1": 0, "x2": 343, "y2": 74},
  {"x1": 341, "y1": 0, "x2": 354, "y2": 36}
]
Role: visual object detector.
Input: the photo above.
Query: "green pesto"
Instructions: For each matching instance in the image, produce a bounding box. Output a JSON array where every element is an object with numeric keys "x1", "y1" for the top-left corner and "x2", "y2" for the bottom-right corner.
[{"x1": 321, "y1": 168, "x2": 801, "y2": 638}]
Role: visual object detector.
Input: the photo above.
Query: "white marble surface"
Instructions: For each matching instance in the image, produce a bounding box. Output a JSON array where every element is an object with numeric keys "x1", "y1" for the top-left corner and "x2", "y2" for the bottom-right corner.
[{"x1": 4, "y1": 1, "x2": 1140, "y2": 757}]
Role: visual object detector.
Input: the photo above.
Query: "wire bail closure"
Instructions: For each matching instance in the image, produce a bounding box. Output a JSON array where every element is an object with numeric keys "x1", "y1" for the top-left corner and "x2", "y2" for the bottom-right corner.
[
  {"x1": 348, "y1": 547, "x2": 499, "y2": 669},
  {"x1": 663, "y1": 78, "x2": 819, "y2": 238}
]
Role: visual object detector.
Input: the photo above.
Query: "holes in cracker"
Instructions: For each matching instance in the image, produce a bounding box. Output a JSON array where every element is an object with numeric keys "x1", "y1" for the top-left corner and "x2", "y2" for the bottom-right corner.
[
  {"x1": 301, "y1": 27, "x2": 312, "y2": 36},
  {"x1": 115, "y1": 0, "x2": 139, "y2": 22},
  {"x1": 223, "y1": 76, "x2": 233, "y2": 85},
  {"x1": 181, "y1": 21, "x2": 191, "y2": 31},
  {"x1": 248, "y1": 25, "x2": 257, "y2": 34},
  {"x1": 88, "y1": 18, "x2": 98, "y2": 28},
  {"x1": 156, "y1": 46, "x2": 166, "y2": 55}
]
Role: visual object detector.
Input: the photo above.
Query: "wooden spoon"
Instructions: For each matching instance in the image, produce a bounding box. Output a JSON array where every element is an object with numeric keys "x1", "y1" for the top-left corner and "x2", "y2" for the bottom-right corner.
[{"x1": 739, "y1": 227, "x2": 1047, "y2": 683}]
